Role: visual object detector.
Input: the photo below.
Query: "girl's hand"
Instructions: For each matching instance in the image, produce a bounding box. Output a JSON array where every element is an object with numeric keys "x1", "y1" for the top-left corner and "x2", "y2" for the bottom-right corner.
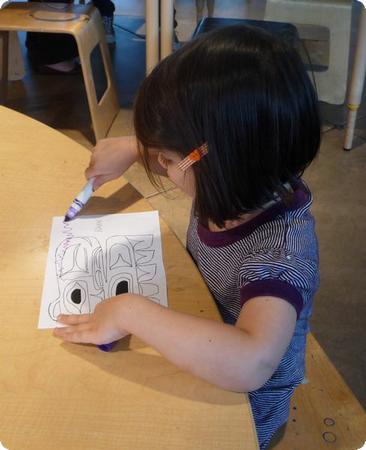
[
  {"x1": 85, "y1": 136, "x2": 138, "y2": 190},
  {"x1": 53, "y1": 295, "x2": 133, "y2": 345}
]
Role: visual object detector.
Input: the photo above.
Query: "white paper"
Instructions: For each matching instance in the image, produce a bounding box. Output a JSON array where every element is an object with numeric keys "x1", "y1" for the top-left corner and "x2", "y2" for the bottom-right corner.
[{"x1": 38, "y1": 211, "x2": 167, "y2": 329}]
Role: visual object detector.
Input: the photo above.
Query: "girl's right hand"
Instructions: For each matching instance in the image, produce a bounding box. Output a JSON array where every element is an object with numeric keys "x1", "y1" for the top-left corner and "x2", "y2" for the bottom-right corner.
[{"x1": 85, "y1": 136, "x2": 138, "y2": 190}]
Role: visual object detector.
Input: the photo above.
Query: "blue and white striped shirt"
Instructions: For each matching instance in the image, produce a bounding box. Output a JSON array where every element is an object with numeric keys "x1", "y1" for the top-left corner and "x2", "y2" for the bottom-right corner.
[{"x1": 186, "y1": 181, "x2": 319, "y2": 449}]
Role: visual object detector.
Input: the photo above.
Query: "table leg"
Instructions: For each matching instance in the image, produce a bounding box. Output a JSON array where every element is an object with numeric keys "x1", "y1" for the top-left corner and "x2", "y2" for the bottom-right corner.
[
  {"x1": 344, "y1": 6, "x2": 366, "y2": 151},
  {"x1": 145, "y1": 0, "x2": 160, "y2": 75},
  {"x1": 0, "y1": 31, "x2": 9, "y2": 104},
  {"x1": 160, "y1": 0, "x2": 174, "y2": 60}
]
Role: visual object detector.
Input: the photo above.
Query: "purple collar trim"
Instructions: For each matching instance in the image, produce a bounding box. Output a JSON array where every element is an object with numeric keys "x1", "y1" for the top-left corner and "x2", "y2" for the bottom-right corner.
[{"x1": 197, "y1": 184, "x2": 310, "y2": 247}]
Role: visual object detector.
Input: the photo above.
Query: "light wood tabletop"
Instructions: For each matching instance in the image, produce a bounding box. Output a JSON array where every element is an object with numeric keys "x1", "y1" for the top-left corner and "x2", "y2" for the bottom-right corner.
[{"x1": 0, "y1": 106, "x2": 259, "y2": 450}]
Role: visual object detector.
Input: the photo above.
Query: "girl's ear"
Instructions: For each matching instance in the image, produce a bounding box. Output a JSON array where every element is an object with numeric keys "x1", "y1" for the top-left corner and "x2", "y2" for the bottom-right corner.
[{"x1": 157, "y1": 152, "x2": 168, "y2": 169}]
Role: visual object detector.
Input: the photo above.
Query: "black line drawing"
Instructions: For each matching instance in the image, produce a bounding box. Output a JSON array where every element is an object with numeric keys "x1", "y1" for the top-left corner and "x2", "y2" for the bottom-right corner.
[{"x1": 48, "y1": 234, "x2": 160, "y2": 321}]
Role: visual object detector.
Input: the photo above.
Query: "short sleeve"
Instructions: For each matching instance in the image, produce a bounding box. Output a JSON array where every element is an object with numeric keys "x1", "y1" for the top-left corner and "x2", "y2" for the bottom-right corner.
[{"x1": 239, "y1": 249, "x2": 319, "y2": 319}]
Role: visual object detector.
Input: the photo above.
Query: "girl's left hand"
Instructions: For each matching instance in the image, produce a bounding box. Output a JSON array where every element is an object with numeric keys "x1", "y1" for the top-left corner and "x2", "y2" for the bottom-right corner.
[{"x1": 53, "y1": 295, "x2": 131, "y2": 345}]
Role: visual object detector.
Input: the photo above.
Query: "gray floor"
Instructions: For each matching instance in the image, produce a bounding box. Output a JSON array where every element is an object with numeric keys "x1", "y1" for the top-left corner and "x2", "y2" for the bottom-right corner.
[
  {"x1": 304, "y1": 128, "x2": 366, "y2": 409},
  {"x1": 5, "y1": 0, "x2": 366, "y2": 409}
]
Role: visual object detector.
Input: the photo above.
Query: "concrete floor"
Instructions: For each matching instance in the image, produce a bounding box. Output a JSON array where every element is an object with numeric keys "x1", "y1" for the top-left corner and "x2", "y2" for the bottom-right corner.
[{"x1": 4, "y1": 0, "x2": 366, "y2": 409}]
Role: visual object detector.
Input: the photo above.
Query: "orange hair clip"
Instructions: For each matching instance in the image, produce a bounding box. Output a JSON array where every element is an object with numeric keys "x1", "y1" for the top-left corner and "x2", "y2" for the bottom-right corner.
[{"x1": 177, "y1": 143, "x2": 208, "y2": 172}]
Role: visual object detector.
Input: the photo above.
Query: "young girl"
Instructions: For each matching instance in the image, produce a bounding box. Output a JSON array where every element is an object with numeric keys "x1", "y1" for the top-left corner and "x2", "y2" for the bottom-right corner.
[{"x1": 54, "y1": 25, "x2": 321, "y2": 449}]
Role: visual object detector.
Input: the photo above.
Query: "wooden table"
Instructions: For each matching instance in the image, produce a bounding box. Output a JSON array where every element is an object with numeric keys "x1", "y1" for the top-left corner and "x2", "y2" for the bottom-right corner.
[{"x1": 0, "y1": 106, "x2": 258, "y2": 450}]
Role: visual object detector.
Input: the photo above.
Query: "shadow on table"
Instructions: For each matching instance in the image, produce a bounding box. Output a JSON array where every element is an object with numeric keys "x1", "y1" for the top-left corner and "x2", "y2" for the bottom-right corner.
[
  {"x1": 78, "y1": 183, "x2": 143, "y2": 216},
  {"x1": 60, "y1": 336, "x2": 245, "y2": 406}
]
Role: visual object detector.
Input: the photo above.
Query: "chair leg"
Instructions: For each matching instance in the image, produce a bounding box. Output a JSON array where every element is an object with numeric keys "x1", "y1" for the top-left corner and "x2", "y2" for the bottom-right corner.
[
  {"x1": 8, "y1": 31, "x2": 25, "y2": 81},
  {"x1": 0, "y1": 31, "x2": 9, "y2": 104},
  {"x1": 344, "y1": 6, "x2": 366, "y2": 151},
  {"x1": 74, "y1": 8, "x2": 119, "y2": 142}
]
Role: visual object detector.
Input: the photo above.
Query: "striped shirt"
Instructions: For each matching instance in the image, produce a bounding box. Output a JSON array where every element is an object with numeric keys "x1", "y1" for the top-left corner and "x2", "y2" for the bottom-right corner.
[{"x1": 186, "y1": 181, "x2": 319, "y2": 449}]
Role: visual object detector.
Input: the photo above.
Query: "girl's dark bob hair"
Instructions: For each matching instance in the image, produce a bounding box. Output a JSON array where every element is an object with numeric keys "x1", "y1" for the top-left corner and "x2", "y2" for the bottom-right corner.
[{"x1": 134, "y1": 24, "x2": 321, "y2": 228}]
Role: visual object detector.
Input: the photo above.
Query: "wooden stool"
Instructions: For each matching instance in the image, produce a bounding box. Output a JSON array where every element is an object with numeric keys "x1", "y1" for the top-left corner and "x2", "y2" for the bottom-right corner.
[{"x1": 0, "y1": 2, "x2": 119, "y2": 141}]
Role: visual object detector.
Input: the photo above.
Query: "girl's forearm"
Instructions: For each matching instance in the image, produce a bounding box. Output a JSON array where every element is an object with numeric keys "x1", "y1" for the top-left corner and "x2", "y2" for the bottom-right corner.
[{"x1": 120, "y1": 295, "x2": 273, "y2": 392}]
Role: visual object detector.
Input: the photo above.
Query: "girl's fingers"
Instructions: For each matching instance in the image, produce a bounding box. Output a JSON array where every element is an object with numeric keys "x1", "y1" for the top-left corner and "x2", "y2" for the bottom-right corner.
[
  {"x1": 92, "y1": 174, "x2": 115, "y2": 190},
  {"x1": 84, "y1": 161, "x2": 97, "y2": 179},
  {"x1": 59, "y1": 330, "x2": 94, "y2": 344},
  {"x1": 53, "y1": 323, "x2": 94, "y2": 344},
  {"x1": 57, "y1": 314, "x2": 91, "y2": 325}
]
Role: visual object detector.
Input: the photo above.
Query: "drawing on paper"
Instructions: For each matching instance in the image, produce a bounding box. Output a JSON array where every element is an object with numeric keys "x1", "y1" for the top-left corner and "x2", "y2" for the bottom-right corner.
[
  {"x1": 48, "y1": 234, "x2": 160, "y2": 320},
  {"x1": 38, "y1": 212, "x2": 167, "y2": 329}
]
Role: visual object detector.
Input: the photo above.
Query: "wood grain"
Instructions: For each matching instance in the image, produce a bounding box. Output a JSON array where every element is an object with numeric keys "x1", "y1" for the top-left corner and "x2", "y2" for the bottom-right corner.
[{"x1": 274, "y1": 334, "x2": 366, "y2": 449}]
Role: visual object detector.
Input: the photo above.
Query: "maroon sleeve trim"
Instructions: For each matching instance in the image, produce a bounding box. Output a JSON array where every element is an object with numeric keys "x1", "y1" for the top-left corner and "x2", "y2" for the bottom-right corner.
[{"x1": 240, "y1": 279, "x2": 303, "y2": 319}]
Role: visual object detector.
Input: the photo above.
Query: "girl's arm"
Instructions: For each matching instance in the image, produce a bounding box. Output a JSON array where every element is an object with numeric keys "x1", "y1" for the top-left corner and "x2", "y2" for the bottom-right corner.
[
  {"x1": 86, "y1": 135, "x2": 167, "y2": 190},
  {"x1": 54, "y1": 293, "x2": 297, "y2": 392}
]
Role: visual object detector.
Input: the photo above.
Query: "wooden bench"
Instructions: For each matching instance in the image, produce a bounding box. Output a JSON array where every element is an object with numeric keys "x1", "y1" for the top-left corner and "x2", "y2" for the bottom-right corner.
[{"x1": 274, "y1": 333, "x2": 366, "y2": 449}]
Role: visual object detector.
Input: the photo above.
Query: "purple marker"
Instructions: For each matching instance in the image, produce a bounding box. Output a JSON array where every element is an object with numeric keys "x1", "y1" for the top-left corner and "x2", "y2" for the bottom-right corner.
[
  {"x1": 64, "y1": 177, "x2": 96, "y2": 222},
  {"x1": 98, "y1": 342, "x2": 116, "y2": 352}
]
